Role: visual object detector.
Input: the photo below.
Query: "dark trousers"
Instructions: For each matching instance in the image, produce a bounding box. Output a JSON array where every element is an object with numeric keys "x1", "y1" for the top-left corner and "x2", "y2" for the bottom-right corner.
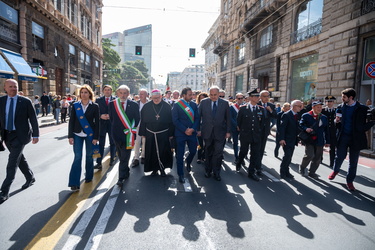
[
  {"x1": 300, "y1": 144, "x2": 324, "y2": 174},
  {"x1": 231, "y1": 130, "x2": 239, "y2": 159},
  {"x1": 61, "y1": 108, "x2": 68, "y2": 122},
  {"x1": 197, "y1": 136, "x2": 205, "y2": 161},
  {"x1": 328, "y1": 144, "x2": 336, "y2": 168},
  {"x1": 42, "y1": 104, "x2": 48, "y2": 116},
  {"x1": 176, "y1": 135, "x2": 197, "y2": 177},
  {"x1": 115, "y1": 141, "x2": 131, "y2": 180},
  {"x1": 280, "y1": 145, "x2": 295, "y2": 175},
  {"x1": 97, "y1": 121, "x2": 116, "y2": 164},
  {"x1": 333, "y1": 134, "x2": 360, "y2": 183},
  {"x1": 1, "y1": 132, "x2": 33, "y2": 194},
  {"x1": 238, "y1": 137, "x2": 261, "y2": 174},
  {"x1": 260, "y1": 128, "x2": 270, "y2": 161},
  {"x1": 204, "y1": 134, "x2": 225, "y2": 176}
]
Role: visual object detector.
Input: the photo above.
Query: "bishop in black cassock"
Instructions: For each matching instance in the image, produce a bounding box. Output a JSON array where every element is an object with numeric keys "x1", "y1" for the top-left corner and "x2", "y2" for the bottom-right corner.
[{"x1": 139, "y1": 89, "x2": 174, "y2": 175}]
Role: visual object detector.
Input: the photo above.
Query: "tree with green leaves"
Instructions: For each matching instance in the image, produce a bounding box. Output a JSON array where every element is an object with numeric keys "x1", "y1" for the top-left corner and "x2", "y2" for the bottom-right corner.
[
  {"x1": 102, "y1": 38, "x2": 121, "y2": 88},
  {"x1": 118, "y1": 60, "x2": 149, "y2": 94}
]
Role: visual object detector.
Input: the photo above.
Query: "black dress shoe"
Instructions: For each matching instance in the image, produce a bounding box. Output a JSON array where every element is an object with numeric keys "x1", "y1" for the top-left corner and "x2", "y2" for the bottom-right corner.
[
  {"x1": 151, "y1": 171, "x2": 159, "y2": 176},
  {"x1": 236, "y1": 163, "x2": 241, "y2": 172},
  {"x1": 109, "y1": 159, "x2": 114, "y2": 166},
  {"x1": 94, "y1": 164, "x2": 102, "y2": 170},
  {"x1": 70, "y1": 186, "x2": 80, "y2": 192},
  {"x1": 197, "y1": 159, "x2": 202, "y2": 164},
  {"x1": 214, "y1": 175, "x2": 221, "y2": 181},
  {"x1": 179, "y1": 176, "x2": 185, "y2": 183},
  {"x1": 0, "y1": 192, "x2": 9, "y2": 204},
  {"x1": 141, "y1": 158, "x2": 145, "y2": 164},
  {"x1": 204, "y1": 172, "x2": 211, "y2": 178},
  {"x1": 117, "y1": 179, "x2": 125, "y2": 187},
  {"x1": 131, "y1": 159, "x2": 139, "y2": 168},
  {"x1": 186, "y1": 163, "x2": 191, "y2": 173},
  {"x1": 248, "y1": 173, "x2": 260, "y2": 182},
  {"x1": 256, "y1": 170, "x2": 263, "y2": 176},
  {"x1": 85, "y1": 179, "x2": 92, "y2": 183},
  {"x1": 160, "y1": 169, "x2": 166, "y2": 177},
  {"x1": 22, "y1": 178, "x2": 35, "y2": 189},
  {"x1": 286, "y1": 173, "x2": 295, "y2": 179}
]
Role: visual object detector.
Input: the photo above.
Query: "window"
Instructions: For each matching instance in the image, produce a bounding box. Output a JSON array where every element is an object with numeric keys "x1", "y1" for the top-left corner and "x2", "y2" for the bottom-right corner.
[
  {"x1": 80, "y1": 10, "x2": 91, "y2": 40},
  {"x1": 67, "y1": 0, "x2": 77, "y2": 25},
  {"x1": 362, "y1": 36, "x2": 375, "y2": 83},
  {"x1": 236, "y1": 42, "x2": 245, "y2": 66},
  {"x1": 95, "y1": 60, "x2": 100, "y2": 75},
  {"x1": 69, "y1": 44, "x2": 77, "y2": 67},
  {"x1": 292, "y1": 0, "x2": 323, "y2": 43},
  {"x1": 54, "y1": 0, "x2": 63, "y2": 12},
  {"x1": 260, "y1": 25, "x2": 273, "y2": 48},
  {"x1": 85, "y1": 54, "x2": 91, "y2": 71},
  {"x1": 80, "y1": 51, "x2": 85, "y2": 69},
  {"x1": 221, "y1": 53, "x2": 228, "y2": 71},
  {"x1": 235, "y1": 74, "x2": 244, "y2": 92},
  {"x1": 32, "y1": 22, "x2": 44, "y2": 52},
  {"x1": 291, "y1": 54, "x2": 319, "y2": 102}
]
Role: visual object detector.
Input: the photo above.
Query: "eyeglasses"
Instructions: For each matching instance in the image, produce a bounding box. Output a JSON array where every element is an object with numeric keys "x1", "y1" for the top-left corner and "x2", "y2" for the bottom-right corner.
[
  {"x1": 262, "y1": 95, "x2": 270, "y2": 98},
  {"x1": 237, "y1": 97, "x2": 244, "y2": 100},
  {"x1": 219, "y1": 96, "x2": 225, "y2": 98}
]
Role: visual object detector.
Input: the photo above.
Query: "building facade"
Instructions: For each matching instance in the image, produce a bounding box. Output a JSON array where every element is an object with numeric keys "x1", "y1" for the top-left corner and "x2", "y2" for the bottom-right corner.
[
  {"x1": 168, "y1": 64, "x2": 205, "y2": 92},
  {"x1": 205, "y1": 0, "x2": 375, "y2": 105},
  {"x1": 103, "y1": 24, "x2": 152, "y2": 77},
  {"x1": 0, "y1": 0, "x2": 103, "y2": 97}
]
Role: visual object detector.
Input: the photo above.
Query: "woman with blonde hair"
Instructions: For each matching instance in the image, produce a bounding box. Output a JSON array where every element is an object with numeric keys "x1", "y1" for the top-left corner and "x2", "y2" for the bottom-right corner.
[{"x1": 68, "y1": 85, "x2": 100, "y2": 191}]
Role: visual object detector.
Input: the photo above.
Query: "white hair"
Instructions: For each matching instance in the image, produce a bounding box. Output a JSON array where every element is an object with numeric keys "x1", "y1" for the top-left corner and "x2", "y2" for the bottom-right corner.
[{"x1": 117, "y1": 85, "x2": 130, "y2": 93}]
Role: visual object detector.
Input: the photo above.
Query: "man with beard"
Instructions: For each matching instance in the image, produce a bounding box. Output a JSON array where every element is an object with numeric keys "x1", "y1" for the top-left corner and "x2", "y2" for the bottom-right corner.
[
  {"x1": 172, "y1": 87, "x2": 199, "y2": 183},
  {"x1": 108, "y1": 85, "x2": 140, "y2": 186},
  {"x1": 139, "y1": 89, "x2": 174, "y2": 176}
]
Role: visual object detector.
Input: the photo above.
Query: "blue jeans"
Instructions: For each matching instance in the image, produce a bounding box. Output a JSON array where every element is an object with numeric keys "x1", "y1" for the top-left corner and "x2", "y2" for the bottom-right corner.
[
  {"x1": 55, "y1": 108, "x2": 61, "y2": 124},
  {"x1": 69, "y1": 134, "x2": 94, "y2": 187},
  {"x1": 176, "y1": 135, "x2": 197, "y2": 177},
  {"x1": 333, "y1": 134, "x2": 360, "y2": 183}
]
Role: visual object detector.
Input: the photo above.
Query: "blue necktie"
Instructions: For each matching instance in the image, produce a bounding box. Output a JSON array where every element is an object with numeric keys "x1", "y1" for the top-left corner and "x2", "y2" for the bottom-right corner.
[
  {"x1": 212, "y1": 101, "x2": 217, "y2": 117},
  {"x1": 7, "y1": 97, "x2": 14, "y2": 130},
  {"x1": 263, "y1": 104, "x2": 268, "y2": 118}
]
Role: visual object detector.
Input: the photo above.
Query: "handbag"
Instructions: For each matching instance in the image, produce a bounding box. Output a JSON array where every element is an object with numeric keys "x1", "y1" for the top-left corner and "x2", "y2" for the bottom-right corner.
[{"x1": 298, "y1": 130, "x2": 314, "y2": 144}]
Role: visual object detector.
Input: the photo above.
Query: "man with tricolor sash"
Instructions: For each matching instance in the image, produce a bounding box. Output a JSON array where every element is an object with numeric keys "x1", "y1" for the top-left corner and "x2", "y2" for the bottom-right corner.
[
  {"x1": 172, "y1": 87, "x2": 200, "y2": 183},
  {"x1": 108, "y1": 85, "x2": 140, "y2": 187}
]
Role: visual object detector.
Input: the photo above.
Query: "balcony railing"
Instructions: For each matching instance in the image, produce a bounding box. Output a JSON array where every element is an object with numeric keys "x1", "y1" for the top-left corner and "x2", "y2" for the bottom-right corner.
[
  {"x1": 362, "y1": 0, "x2": 375, "y2": 15},
  {"x1": 255, "y1": 43, "x2": 273, "y2": 58},
  {"x1": 291, "y1": 18, "x2": 322, "y2": 44}
]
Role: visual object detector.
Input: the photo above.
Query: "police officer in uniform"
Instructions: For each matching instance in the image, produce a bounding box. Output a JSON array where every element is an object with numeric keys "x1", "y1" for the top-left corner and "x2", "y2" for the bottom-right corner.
[
  {"x1": 321, "y1": 95, "x2": 337, "y2": 168},
  {"x1": 236, "y1": 89, "x2": 266, "y2": 181}
]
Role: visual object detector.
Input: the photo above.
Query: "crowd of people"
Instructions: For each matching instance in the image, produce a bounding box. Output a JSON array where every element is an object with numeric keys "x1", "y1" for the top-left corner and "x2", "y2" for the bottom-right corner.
[{"x1": 0, "y1": 77, "x2": 374, "y2": 204}]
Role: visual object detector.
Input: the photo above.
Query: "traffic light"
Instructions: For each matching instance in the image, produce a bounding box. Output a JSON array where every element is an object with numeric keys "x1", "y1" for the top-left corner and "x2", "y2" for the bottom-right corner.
[
  {"x1": 189, "y1": 48, "x2": 196, "y2": 57},
  {"x1": 135, "y1": 46, "x2": 142, "y2": 55}
]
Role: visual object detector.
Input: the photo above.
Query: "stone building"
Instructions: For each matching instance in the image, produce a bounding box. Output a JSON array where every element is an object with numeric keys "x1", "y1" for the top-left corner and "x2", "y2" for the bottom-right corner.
[
  {"x1": 167, "y1": 64, "x2": 205, "y2": 92},
  {"x1": 204, "y1": 0, "x2": 375, "y2": 105},
  {"x1": 0, "y1": 0, "x2": 103, "y2": 97}
]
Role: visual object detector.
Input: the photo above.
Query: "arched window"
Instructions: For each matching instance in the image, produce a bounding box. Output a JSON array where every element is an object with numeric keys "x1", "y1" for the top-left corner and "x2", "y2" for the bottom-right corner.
[{"x1": 292, "y1": 0, "x2": 323, "y2": 43}]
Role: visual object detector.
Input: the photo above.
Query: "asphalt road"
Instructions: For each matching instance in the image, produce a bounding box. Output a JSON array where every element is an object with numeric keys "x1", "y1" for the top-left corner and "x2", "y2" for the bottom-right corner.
[{"x1": 0, "y1": 123, "x2": 374, "y2": 250}]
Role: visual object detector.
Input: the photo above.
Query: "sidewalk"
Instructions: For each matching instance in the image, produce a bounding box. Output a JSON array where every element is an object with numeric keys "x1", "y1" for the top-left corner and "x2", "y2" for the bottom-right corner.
[{"x1": 37, "y1": 113, "x2": 69, "y2": 128}]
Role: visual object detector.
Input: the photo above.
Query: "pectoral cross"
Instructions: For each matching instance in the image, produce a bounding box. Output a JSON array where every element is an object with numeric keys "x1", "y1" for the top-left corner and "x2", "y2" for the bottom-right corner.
[{"x1": 156, "y1": 114, "x2": 160, "y2": 120}]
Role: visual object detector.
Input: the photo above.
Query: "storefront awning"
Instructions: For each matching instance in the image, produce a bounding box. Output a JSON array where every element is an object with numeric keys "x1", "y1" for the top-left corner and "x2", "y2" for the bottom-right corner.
[
  {"x1": 0, "y1": 49, "x2": 38, "y2": 82},
  {"x1": 0, "y1": 53, "x2": 15, "y2": 79}
]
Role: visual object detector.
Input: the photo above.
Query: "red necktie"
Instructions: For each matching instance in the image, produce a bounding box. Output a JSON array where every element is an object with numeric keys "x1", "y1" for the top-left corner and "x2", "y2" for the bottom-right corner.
[
  {"x1": 106, "y1": 98, "x2": 109, "y2": 105},
  {"x1": 121, "y1": 101, "x2": 125, "y2": 110},
  {"x1": 294, "y1": 114, "x2": 298, "y2": 121}
]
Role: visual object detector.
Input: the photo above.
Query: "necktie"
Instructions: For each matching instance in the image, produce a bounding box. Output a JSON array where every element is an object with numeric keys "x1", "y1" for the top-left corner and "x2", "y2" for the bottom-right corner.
[
  {"x1": 106, "y1": 97, "x2": 109, "y2": 105},
  {"x1": 212, "y1": 101, "x2": 217, "y2": 117},
  {"x1": 252, "y1": 106, "x2": 256, "y2": 112},
  {"x1": 121, "y1": 101, "x2": 125, "y2": 111},
  {"x1": 7, "y1": 97, "x2": 14, "y2": 131},
  {"x1": 294, "y1": 114, "x2": 298, "y2": 121}
]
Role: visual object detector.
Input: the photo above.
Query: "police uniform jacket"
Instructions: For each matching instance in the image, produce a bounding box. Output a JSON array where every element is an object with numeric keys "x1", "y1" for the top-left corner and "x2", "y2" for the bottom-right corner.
[
  {"x1": 237, "y1": 104, "x2": 265, "y2": 143},
  {"x1": 321, "y1": 107, "x2": 337, "y2": 145}
]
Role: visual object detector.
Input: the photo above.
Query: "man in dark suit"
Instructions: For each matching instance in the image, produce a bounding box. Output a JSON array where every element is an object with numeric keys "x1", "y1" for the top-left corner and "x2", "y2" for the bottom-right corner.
[
  {"x1": 95, "y1": 85, "x2": 116, "y2": 169},
  {"x1": 328, "y1": 88, "x2": 375, "y2": 191},
  {"x1": 278, "y1": 100, "x2": 303, "y2": 179},
  {"x1": 108, "y1": 85, "x2": 140, "y2": 187},
  {"x1": 0, "y1": 79, "x2": 39, "y2": 204},
  {"x1": 172, "y1": 87, "x2": 199, "y2": 183},
  {"x1": 230, "y1": 92, "x2": 245, "y2": 164},
  {"x1": 258, "y1": 90, "x2": 278, "y2": 162},
  {"x1": 198, "y1": 85, "x2": 230, "y2": 181},
  {"x1": 40, "y1": 91, "x2": 49, "y2": 116},
  {"x1": 236, "y1": 89, "x2": 266, "y2": 181},
  {"x1": 321, "y1": 95, "x2": 337, "y2": 168}
]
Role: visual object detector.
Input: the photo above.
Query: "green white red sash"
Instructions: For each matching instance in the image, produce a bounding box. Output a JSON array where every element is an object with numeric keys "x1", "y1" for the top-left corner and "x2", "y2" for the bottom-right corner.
[
  {"x1": 232, "y1": 103, "x2": 240, "y2": 113},
  {"x1": 113, "y1": 98, "x2": 137, "y2": 149},
  {"x1": 176, "y1": 99, "x2": 194, "y2": 123}
]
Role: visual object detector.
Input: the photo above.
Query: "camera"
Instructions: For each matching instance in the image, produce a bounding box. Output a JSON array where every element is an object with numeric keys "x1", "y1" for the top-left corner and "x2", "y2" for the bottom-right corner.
[{"x1": 367, "y1": 107, "x2": 375, "y2": 121}]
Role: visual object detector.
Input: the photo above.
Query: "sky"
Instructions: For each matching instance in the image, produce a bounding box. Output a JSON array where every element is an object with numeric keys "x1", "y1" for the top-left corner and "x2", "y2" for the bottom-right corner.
[{"x1": 102, "y1": 0, "x2": 221, "y2": 84}]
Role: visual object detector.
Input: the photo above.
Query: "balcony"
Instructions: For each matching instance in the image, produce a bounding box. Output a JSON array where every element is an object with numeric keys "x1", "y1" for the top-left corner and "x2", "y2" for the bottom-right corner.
[
  {"x1": 362, "y1": 0, "x2": 375, "y2": 15},
  {"x1": 290, "y1": 18, "x2": 322, "y2": 44},
  {"x1": 213, "y1": 41, "x2": 230, "y2": 55},
  {"x1": 255, "y1": 43, "x2": 273, "y2": 58},
  {"x1": 243, "y1": 0, "x2": 287, "y2": 32}
]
